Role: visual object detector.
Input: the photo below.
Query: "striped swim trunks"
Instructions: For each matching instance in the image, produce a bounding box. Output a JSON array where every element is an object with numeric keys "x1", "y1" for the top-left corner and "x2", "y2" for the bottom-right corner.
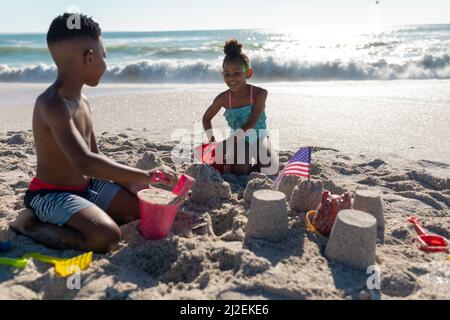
[{"x1": 24, "y1": 178, "x2": 122, "y2": 226}]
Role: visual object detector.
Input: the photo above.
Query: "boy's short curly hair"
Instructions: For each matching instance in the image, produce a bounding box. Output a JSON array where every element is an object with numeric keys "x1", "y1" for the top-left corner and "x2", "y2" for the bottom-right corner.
[
  {"x1": 223, "y1": 39, "x2": 251, "y2": 70},
  {"x1": 47, "y1": 13, "x2": 101, "y2": 45}
]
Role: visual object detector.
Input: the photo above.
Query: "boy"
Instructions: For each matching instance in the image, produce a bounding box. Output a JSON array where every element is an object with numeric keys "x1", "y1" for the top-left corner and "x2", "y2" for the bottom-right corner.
[{"x1": 11, "y1": 13, "x2": 178, "y2": 253}]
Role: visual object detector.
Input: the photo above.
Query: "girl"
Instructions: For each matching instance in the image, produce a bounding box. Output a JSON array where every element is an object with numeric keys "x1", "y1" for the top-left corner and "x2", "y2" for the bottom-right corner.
[{"x1": 202, "y1": 39, "x2": 279, "y2": 176}]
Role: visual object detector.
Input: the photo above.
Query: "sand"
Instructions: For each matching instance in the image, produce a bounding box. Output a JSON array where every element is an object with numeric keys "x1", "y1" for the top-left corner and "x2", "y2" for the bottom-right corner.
[
  {"x1": 138, "y1": 188, "x2": 177, "y2": 205},
  {"x1": 0, "y1": 131, "x2": 449, "y2": 300},
  {"x1": 1, "y1": 81, "x2": 449, "y2": 163}
]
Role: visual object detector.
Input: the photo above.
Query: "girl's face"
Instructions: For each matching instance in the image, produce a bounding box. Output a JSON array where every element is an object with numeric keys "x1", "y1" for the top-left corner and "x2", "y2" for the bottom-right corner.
[{"x1": 222, "y1": 61, "x2": 253, "y2": 92}]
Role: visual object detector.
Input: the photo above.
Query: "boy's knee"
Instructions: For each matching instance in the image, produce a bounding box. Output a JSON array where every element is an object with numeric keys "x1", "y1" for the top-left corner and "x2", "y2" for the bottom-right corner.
[
  {"x1": 85, "y1": 224, "x2": 121, "y2": 253},
  {"x1": 10, "y1": 209, "x2": 39, "y2": 235}
]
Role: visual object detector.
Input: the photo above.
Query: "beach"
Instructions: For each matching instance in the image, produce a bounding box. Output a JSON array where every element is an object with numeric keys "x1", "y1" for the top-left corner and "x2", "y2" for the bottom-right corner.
[
  {"x1": 0, "y1": 79, "x2": 449, "y2": 299},
  {"x1": 1, "y1": 24, "x2": 450, "y2": 300}
]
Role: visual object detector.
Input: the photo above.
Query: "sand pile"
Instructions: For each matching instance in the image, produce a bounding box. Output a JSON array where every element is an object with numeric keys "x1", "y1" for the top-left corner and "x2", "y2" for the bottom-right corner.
[
  {"x1": 185, "y1": 164, "x2": 231, "y2": 206},
  {"x1": 289, "y1": 179, "x2": 324, "y2": 213},
  {"x1": 0, "y1": 131, "x2": 449, "y2": 300},
  {"x1": 136, "y1": 152, "x2": 162, "y2": 171},
  {"x1": 243, "y1": 173, "x2": 273, "y2": 204}
]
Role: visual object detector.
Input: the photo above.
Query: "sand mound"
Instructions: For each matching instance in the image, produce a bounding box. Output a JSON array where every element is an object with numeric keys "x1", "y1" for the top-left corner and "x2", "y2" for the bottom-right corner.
[
  {"x1": 135, "y1": 151, "x2": 162, "y2": 170},
  {"x1": 243, "y1": 173, "x2": 273, "y2": 204},
  {"x1": 290, "y1": 179, "x2": 324, "y2": 213},
  {"x1": 185, "y1": 164, "x2": 231, "y2": 205}
]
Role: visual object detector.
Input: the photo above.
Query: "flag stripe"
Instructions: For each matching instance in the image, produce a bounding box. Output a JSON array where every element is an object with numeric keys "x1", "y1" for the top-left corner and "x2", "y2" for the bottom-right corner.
[
  {"x1": 285, "y1": 168, "x2": 309, "y2": 174},
  {"x1": 285, "y1": 164, "x2": 310, "y2": 170},
  {"x1": 285, "y1": 167, "x2": 309, "y2": 173},
  {"x1": 286, "y1": 163, "x2": 309, "y2": 168}
]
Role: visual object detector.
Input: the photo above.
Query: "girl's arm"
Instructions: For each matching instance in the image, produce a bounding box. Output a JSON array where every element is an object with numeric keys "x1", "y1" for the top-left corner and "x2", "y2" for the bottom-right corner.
[
  {"x1": 202, "y1": 94, "x2": 225, "y2": 142},
  {"x1": 241, "y1": 87, "x2": 268, "y2": 133}
]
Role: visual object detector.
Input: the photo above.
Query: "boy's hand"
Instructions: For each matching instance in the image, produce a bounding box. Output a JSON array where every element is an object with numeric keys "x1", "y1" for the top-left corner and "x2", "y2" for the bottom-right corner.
[
  {"x1": 149, "y1": 166, "x2": 179, "y2": 188},
  {"x1": 126, "y1": 181, "x2": 150, "y2": 196},
  {"x1": 126, "y1": 166, "x2": 179, "y2": 195}
]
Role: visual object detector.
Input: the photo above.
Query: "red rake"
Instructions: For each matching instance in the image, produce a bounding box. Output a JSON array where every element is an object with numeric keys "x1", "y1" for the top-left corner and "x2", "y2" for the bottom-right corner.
[{"x1": 408, "y1": 216, "x2": 449, "y2": 253}]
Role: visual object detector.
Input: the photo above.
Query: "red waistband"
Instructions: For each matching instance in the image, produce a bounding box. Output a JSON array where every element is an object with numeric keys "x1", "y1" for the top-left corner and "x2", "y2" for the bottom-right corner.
[{"x1": 29, "y1": 178, "x2": 89, "y2": 192}]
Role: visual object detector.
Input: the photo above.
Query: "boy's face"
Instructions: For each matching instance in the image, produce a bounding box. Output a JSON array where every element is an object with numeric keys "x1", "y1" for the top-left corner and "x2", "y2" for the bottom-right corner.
[
  {"x1": 222, "y1": 61, "x2": 253, "y2": 92},
  {"x1": 83, "y1": 37, "x2": 107, "y2": 87}
]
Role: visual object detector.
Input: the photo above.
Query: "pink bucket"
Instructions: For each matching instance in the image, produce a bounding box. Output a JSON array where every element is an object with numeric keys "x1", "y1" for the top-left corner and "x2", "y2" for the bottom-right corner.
[{"x1": 137, "y1": 174, "x2": 195, "y2": 240}]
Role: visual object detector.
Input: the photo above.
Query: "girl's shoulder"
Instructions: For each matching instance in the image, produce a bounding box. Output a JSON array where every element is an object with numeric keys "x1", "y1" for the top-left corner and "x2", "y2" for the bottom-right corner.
[
  {"x1": 213, "y1": 90, "x2": 230, "y2": 106},
  {"x1": 251, "y1": 85, "x2": 268, "y2": 99}
]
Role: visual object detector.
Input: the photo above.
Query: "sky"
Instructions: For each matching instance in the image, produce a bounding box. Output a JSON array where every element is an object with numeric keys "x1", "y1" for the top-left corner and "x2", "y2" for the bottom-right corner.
[{"x1": 0, "y1": 0, "x2": 449, "y2": 33}]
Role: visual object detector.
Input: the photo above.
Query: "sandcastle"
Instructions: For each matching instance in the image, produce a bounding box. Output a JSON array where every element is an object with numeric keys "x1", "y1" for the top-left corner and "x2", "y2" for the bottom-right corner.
[
  {"x1": 289, "y1": 179, "x2": 324, "y2": 213},
  {"x1": 245, "y1": 190, "x2": 289, "y2": 242},
  {"x1": 353, "y1": 190, "x2": 384, "y2": 237},
  {"x1": 243, "y1": 173, "x2": 273, "y2": 204},
  {"x1": 185, "y1": 164, "x2": 231, "y2": 205},
  {"x1": 325, "y1": 209, "x2": 377, "y2": 270}
]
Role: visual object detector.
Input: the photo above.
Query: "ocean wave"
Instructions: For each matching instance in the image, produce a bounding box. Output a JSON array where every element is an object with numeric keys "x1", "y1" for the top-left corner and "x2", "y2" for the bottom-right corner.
[
  {"x1": 0, "y1": 46, "x2": 48, "y2": 56},
  {"x1": 1, "y1": 54, "x2": 449, "y2": 83}
]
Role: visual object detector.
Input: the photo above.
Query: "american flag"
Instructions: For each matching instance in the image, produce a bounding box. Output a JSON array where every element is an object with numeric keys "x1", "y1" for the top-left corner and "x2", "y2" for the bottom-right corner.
[{"x1": 273, "y1": 147, "x2": 312, "y2": 187}]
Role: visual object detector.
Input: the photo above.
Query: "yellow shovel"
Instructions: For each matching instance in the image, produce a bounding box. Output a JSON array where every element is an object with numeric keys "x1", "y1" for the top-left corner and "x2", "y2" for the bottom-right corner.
[{"x1": 24, "y1": 252, "x2": 93, "y2": 277}]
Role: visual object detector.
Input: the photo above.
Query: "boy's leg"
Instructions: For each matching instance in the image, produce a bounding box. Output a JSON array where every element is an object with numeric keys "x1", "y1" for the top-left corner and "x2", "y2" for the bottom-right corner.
[
  {"x1": 65, "y1": 206, "x2": 121, "y2": 253},
  {"x1": 11, "y1": 209, "x2": 85, "y2": 251},
  {"x1": 11, "y1": 207, "x2": 121, "y2": 254},
  {"x1": 87, "y1": 178, "x2": 140, "y2": 226},
  {"x1": 105, "y1": 188, "x2": 140, "y2": 225}
]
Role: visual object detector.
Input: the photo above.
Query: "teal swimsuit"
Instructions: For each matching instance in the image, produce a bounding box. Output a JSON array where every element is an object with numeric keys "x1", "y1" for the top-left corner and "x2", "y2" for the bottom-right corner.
[{"x1": 224, "y1": 85, "x2": 267, "y2": 144}]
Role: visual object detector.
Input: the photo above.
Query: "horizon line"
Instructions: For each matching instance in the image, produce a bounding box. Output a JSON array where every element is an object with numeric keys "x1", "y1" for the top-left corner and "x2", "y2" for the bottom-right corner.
[{"x1": 1, "y1": 22, "x2": 450, "y2": 35}]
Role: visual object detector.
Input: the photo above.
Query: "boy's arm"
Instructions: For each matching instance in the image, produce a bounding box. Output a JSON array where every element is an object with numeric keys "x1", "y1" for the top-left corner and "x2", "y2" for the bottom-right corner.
[
  {"x1": 241, "y1": 88, "x2": 268, "y2": 133},
  {"x1": 41, "y1": 100, "x2": 177, "y2": 186},
  {"x1": 202, "y1": 94, "x2": 225, "y2": 143},
  {"x1": 90, "y1": 132, "x2": 104, "y2": 156}
]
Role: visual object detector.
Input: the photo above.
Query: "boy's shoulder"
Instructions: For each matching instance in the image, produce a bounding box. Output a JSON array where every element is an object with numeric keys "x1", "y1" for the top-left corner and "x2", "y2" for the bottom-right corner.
[{"x1": 34, "y1": 86, "x2": 70, "y2": 121}]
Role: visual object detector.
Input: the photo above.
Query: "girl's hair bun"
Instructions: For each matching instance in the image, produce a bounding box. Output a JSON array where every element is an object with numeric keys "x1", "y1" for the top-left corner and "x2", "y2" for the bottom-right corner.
[{"x1": 224, "y1": 39, "x2": 243, "y2": 56}]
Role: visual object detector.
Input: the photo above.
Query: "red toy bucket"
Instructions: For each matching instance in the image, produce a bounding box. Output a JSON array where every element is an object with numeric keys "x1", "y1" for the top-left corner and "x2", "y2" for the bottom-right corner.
[
  {"x1": 137, "y1": 174, "x2": 195, "y2": 240},
  {"x1": 138, "y1": 193, "x2": 182, "y2": 240}
]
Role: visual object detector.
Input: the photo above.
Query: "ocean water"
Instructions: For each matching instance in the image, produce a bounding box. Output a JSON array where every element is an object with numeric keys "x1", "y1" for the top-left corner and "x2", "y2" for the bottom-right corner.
[{"x1": 0, "y1": 25, "x2": 449, "y2": 83}]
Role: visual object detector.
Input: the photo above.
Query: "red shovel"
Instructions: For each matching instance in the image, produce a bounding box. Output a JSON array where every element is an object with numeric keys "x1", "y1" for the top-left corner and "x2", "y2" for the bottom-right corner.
[
  {"x1": 172, "y1": 174, "x2": 195, "y2": 197},
  {"x1": 408, "y1": 216, "x2": 449, "y2": 253},
  {"x1": 195, "y1": 143, "x2": 226, "y2": 174}
]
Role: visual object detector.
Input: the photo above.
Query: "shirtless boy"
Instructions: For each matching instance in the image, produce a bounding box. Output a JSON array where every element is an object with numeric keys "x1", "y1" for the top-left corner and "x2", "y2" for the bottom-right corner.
[{"x1": 11, "y1": 13, "x2": 178, "y2": 253}]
